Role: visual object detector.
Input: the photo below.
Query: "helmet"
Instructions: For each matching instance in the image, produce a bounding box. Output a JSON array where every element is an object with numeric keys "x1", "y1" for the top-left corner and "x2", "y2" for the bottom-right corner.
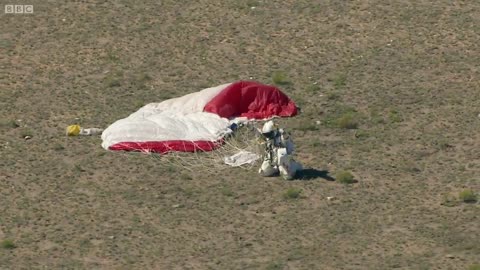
[
  {"x1": 262, "y1": 121, "x2": 275, "y2": 134},
  {"x1": 66, "y1": 125, "x2": 81, "y2": 136}
]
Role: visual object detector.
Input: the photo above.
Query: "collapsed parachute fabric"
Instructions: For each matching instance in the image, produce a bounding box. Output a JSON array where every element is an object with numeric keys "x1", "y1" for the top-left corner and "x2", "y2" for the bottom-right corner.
[{"x1": 101, "y1": 81, "x2": 297, "y2": 153}]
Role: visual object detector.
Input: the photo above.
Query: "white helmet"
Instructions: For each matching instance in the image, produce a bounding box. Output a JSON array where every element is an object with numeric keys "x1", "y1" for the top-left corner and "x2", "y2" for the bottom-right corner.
[{"x1": 262, "y1": 120, "x2": 275, "y2": 134}]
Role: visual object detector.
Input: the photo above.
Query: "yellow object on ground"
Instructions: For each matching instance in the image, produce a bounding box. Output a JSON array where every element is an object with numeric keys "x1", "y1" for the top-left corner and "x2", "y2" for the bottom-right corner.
[{"x1": 66, "y1": 125, "x2": 81, "y2": 136}]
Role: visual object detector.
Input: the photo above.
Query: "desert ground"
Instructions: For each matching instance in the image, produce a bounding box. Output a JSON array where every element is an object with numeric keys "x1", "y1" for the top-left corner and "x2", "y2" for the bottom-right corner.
[{"x1": 1, "y1": 1, "x2": 479, "y2": 269}]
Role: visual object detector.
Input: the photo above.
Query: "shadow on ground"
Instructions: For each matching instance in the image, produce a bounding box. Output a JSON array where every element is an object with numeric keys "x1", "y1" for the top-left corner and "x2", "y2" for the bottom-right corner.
[{"x1": 297, "y1": 169, "x2": 335, "y2": 181}]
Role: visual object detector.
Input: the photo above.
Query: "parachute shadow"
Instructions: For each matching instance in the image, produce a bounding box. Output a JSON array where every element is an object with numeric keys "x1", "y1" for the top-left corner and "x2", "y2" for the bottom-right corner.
[{"x1": 297, "y1": 169, "x2": 335, "y2": 181}]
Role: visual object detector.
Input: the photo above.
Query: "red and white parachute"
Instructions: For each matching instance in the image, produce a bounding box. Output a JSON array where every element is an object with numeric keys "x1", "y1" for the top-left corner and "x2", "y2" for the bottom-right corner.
[{"x1": 101, "y1": 81, "x2": 297, "y2": 153}]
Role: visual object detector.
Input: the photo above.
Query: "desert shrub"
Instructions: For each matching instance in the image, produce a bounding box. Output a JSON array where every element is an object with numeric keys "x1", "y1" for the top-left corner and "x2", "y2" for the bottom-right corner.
[
  {"x1": 53, "y1": 143, "x2": 65, "y2": 151},
  {"x1": 354, "y1": 130, "x2": 370, "y2": 139},
  {"x1": 336, "y1": 171, "x2": 355, "y2": 184},
  {"x1": 327, "y1": 92, "x2": 340, "y2": 100},
  {"x1": 296, "y1": 120, "x2": 318, "y2": 131},
  {"x1": 104, "y1": 71, "x2": 123, "y2": 88},
  {"x1": 266, "y1": 261, "x2": 284, "y2": 270},
  {"x1": 272, "y1": 71, "x2": 291, "y2": 85},
  {"x1": 459, "y1": 189, "x2": 478, "y2": 203},
  {"x1": 221, "y1": 187, "x2": 234, "y2": 197},
  {"x1": 337, "y1": 113, "x2": 358, "y2": 129},
  {"x1": 0, "y1": 120, "x2": 19, "y2": 128},
  {"x1": 283, "y1": 188, "x2": 302, "y2": 199},
  {"x1": 468, "y1": 264, "x2": 480, "y2": 270},
  {"x1": 434, "y1": 138, "x2": 452, "y2": 150},
  {"x1": 133, "y1": 72, "x2": 152, "y2": 89},
  {"x1": 333, "y1": 73, "x2": 347, "y2": 88},
  {"x1": 1, "y1": 240, "x2": 15, "y2": 249},
  {"x1": 388, "y1": 110, "x2": 403, "y2": 123},
  {"x1": 20, "y1": 129, "x2": 33, "y2": 138},
  {"x1": 105, "y1": 76, "x2": 121, "y2": 87}
]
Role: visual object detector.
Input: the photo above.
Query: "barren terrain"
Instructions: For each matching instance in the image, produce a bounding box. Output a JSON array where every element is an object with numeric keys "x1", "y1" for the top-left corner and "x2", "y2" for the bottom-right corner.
[{"x1": 1, "y1": 1, "x2": 479, "y2": 269}]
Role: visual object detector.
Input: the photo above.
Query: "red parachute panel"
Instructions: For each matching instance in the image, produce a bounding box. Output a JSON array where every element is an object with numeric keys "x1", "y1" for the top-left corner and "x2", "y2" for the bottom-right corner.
[{"x1": 203, "y1": 81, "x2": 297, "y2": 119}]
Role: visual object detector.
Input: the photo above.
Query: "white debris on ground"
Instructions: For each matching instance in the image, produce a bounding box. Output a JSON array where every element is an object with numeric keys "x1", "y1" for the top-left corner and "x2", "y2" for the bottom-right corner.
[
  {"x1": 224, "y1": 151, "x2": 260, "y2": 167},
  {"x1": 79, "y1": 128, "x2": 103, "y2": 136}
]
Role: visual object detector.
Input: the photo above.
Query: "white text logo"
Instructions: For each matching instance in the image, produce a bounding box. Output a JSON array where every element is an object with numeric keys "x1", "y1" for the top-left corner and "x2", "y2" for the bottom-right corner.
[{"x1": 5, "y1": 5, "x2": 33, "y2": 14}]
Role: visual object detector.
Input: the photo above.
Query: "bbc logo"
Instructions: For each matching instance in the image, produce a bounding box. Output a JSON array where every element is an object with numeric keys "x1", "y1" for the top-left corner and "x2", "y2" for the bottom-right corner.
[{"x1": 5, "y1": 5, "x2": 33, "y2": 14}]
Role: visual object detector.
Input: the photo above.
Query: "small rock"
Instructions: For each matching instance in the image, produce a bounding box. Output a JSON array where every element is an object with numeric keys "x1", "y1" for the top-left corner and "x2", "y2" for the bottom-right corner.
[
  {"x1": 250, "y1": 6, "x2": 256, "y2": 10},
  {"x1": 172, "y1": 204, "x2": 183, "y2": 208},
  {"x1": 478, "y1": 113, "x2": 480, "y2": 118},
  {"x1": 316, "y1": 120, "x2": 321, "y2": 125},
  {"x1": 445, "y1": 254, "x2": 455, "y2": 259},
  {"x1": 327, "y1": 196, "x2": 335, "y2": 201},
  {"x1": 24, "y1": 136, "x2": 31, "y2": 140},
  {"x1": 108, "y1": 236, "x2": 115, "y2": 239}
]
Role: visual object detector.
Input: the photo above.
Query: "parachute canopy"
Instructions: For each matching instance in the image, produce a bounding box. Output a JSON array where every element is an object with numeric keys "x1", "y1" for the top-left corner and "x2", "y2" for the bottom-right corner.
[{"x1": 101, "y1": 81, "x2": 297, "y2": 153}]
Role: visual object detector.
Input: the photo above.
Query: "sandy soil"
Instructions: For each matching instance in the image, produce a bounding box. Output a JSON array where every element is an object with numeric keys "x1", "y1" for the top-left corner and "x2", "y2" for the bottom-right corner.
[{"x1": 1, "y1": 1, "x2": 479, "y2": 269}]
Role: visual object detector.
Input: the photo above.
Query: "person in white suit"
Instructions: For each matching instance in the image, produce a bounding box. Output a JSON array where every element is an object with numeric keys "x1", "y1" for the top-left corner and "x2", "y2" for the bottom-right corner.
[{"x1": 258, "y1": 121, "x2": 302, "y2": 180}]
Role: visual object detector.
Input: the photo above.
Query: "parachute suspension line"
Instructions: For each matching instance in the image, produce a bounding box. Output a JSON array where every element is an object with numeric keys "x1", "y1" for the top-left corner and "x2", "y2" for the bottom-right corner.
[
  {"x1": 157, "y1": 122, "x2": 262, "y2": 172},
  {"x1": 112, "y1": 122, "x2": 263, "y2": 174}
]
